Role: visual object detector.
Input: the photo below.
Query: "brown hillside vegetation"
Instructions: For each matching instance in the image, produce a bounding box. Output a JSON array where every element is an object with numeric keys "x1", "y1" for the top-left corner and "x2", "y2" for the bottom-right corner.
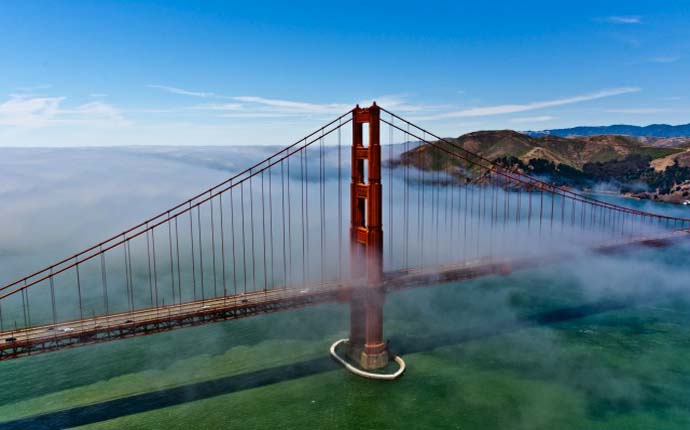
[
  {"x1": 651, "y1": 149, "x2": 690, "y2": 171},
  {"x1": 397, "y1": 130, "x2": 682, "y2": 172}
]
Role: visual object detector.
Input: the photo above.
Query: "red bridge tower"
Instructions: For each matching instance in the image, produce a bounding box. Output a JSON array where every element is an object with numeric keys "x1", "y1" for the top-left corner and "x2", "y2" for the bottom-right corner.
[{"x1": 348, "y1": 103, "x2": 388, "y2": 370}]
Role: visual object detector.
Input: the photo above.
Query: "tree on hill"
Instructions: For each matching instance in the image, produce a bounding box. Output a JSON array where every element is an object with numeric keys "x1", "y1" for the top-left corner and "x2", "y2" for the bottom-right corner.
[{"x1": 582, "y1": 154, "x2": 651, "y2": 183}]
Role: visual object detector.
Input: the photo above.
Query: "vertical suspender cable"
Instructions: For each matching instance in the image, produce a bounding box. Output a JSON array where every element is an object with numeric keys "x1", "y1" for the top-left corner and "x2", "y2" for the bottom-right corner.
[
  {"x1": 210, "y1": 195, "x2": 218, "y2": 297},
  {"x1": 281, "y1": 161, "x2": 288, "y2": 284},
  {"x1": 126, "y1": 240, "x2": 135, "y2": 308},
  {"x1": 76, "y1": 257, "x2": 84, "y2": 318},
  {"x1": 388, "y1": 116, "x2": 394, "y2": 268},
  {"x1": 122, "y1": 240, "x2": 131, "y2": 311},
  {"x1": 319, "y1": 134, "x2": 325, "y2": 282},
  {"x1": 230, "y1": 187, "x2": 238, "y2": 295},
  {"x1": 219, "y1": 194, "x2": 227, "y2": 298},
  {"x1": 49, "y1": 268, "x2": 57, "y2": 325},
  {"x1": 261, "y1": 171, "x2": 268, "y2": 291},
  {"x1": 174, "y1": 218, "x2": 182, "y2": 304},
  {"x1": 100, "y1": 247, "x2": 109, "y2": 315},
  {"x1": 268, "y1": 161, "x2": 275, "y2": 287},
  {"x1": 146, "y1": 227, "x2": 154, "y2": 305},
  {"x1": 167, "y1": 213, "x2": 175, "y2": 305},
  {"x1": 420, "y1": 132, "x2": 426, "y2": 265},
  {"x1": 188, "y1": 207, "x2": 197, "y2": 300},
  {"x1": 240, "y1": 183, "x2": 248, "y2": 294},
  {"x1": 301, "y1": 148, "x2": 307, "y2": 283},
  {"x1": 197, "y1": 205, "x2": 204, "y2": 302},
  {"x1": 249, "y1": 175, "x2": 256, "y2": 293},
  {"x1": 287, "y1": 153, "x2": 293, "y2": 283},
  {"x1": 337, "y1": 120, "x2": 343, "y2": 279},
  {"x1": 21, "y1": 285, "x2": 29, "y2": 329},
  {"x1": 303, "y1": 146, "x2": 309, "y2": 282},
  {"x1": 152, "y1": 227, "x2": 159, "y2": 306}
]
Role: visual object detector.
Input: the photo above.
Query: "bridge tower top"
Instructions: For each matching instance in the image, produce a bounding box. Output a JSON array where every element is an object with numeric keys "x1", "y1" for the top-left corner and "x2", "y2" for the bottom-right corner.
[{"x1": 350, "y1": 102, "x2": 382, "y2": 271}]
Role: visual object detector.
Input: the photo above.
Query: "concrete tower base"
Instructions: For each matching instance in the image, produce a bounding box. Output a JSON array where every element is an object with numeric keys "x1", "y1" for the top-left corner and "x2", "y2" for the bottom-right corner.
[
  {"x1": 331, "y1": 339, "x2": 405, "y2": 380},
  {"x1": 346, "y1": 341, "x2": 389, "y2": 370},
  {"x1": 360, "y1": 349, "x2": 389, "y2": 370}
]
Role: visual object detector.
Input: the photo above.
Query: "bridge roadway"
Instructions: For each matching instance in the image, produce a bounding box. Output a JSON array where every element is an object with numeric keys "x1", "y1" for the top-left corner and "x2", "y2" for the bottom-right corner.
[{"x1": 1, "y1": 230, "x2": 688, "y2": 361}]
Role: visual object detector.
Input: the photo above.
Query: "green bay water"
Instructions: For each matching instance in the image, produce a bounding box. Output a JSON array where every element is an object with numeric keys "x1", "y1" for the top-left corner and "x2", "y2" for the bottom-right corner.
[{"x1": 2, "y1": 244, "x2": 690, "y2": 429}]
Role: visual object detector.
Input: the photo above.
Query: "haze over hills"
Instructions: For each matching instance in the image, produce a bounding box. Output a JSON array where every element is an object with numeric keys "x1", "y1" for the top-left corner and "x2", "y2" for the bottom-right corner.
[{"x1": 526, "y1": 123, "x2": 690, "y2": 139}]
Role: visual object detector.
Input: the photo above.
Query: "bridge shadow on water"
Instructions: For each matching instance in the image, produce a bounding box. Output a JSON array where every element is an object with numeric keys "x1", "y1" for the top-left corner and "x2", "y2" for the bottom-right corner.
[
  {"x1": 0, "y1": 304, "x2": 349, "y2": 407},
  {"x1": 391, "y1": 297, "x2": 632, "y2": 356},
  {"x1": 0, "y1": 296, "x2": 638, "y2": 430}
]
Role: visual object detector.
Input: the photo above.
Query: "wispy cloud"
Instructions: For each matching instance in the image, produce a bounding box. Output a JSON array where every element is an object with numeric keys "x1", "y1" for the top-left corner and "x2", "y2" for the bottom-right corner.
[
  {"x1": 15, "y1": 84, "x2": 52, "y2": 93},
  {"x1": 147, "y1": 84, "x2": 433, "y2": 118},
  {"x1": 604, "y1": 107, "x2": 684, "y2": 114},
  {"x1": 232, "y1": 96, "x2": 350, "y2": 114},
  {"x1": 414, "y1": 87, "x2": 641, "y2": 120},
  {"x1": 62, "y1": 101, "x2": 123, "y2": 117},
  {"x1": 510, "y1": 116, "x2": 555, "y2": 123},
  {"x1": 218, "y1": 112, "x2": 299, "y2": 119},
  {"x1": 0, "y1": 95, "x2": 128, "y2": 128},
  {"x1": 190, "y1": 103, "x2": 244, "y2": 111},
  {"x1": 0, "y1": 95, "x2": 63, "y2": 127},
  {"x1": 194, "y1": 94, "x2": 433, "y2": 118},
  {"x1": 147, "y1": 84, "x2": 222, "y2": 98},
  {"x1": 367, "y1": 95, "x2": 438, "y2": 113},
  {"x1": 602, "y1": 16, "x2": 641, "y2": 24},
  {"x1": 646, "y1": 56, "x2": 681, "y2": 64}
]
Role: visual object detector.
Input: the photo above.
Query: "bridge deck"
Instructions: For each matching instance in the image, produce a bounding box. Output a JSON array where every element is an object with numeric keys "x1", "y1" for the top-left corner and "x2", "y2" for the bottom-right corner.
[
  {"x1": 0, "y1": 258, "x2": 514, "y2": 361},
  {"x1": 0, "y1": 281, "x2": 350, "y2": 360},
  {"x1": 1, "y1": 231, "x2": 687, "y2": 361}
]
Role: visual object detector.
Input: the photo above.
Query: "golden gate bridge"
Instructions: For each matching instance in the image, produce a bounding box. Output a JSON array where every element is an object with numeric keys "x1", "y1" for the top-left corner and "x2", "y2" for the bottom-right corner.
[{"x1": 1, "y1": 104, "x2": 689, "y2": 375}]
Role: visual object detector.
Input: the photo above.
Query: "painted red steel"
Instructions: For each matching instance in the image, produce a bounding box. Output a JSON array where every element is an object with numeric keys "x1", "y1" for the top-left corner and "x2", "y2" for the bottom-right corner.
[{"x1": 349, "y1": 103, "x2": 387, "y2": 368}]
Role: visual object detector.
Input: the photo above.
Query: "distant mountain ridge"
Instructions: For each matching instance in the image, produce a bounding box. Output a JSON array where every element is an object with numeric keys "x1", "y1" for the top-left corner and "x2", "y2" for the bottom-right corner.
[{"x1": 526, "y1": 123, "x2": 690, "y2": 138}]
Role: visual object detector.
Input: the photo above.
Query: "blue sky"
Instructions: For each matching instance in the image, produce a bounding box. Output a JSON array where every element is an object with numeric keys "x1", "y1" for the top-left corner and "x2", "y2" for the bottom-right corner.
[{"x1": 1, "y1": 0, "x2": 689, "y2": 146}]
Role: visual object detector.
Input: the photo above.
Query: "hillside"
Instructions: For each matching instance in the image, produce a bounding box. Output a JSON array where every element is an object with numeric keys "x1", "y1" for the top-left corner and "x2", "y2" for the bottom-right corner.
[
  {"x1": 393, "y1": 130, "x2": 690, "y2": 203},
  {"x1": 527, "y1": 123, "x2": 690, "y2": 139},
  {"x1": 396, "y1": 130, "x2": 681, "y2": 172}
]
